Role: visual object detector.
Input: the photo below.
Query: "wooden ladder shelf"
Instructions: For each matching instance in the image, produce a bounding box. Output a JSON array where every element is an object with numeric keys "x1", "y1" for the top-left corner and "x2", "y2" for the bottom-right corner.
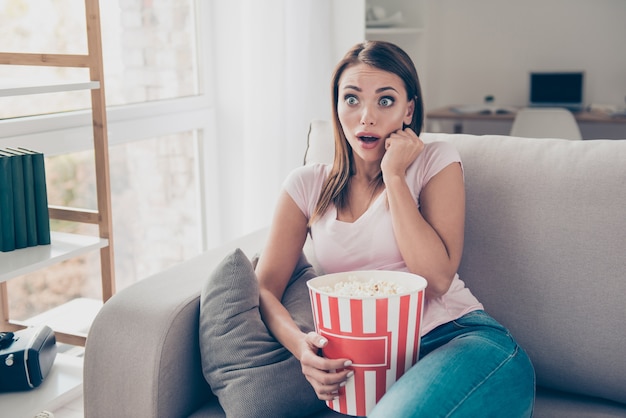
[{"x1": 0, "y1": 0, "x2": 114, "y2": 347}]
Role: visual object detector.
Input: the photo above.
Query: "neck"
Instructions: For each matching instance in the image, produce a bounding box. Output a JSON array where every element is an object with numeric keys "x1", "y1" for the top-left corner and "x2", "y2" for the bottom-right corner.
[{"x1": 352, "y1": 159, "x2": 382, "y2": 184}]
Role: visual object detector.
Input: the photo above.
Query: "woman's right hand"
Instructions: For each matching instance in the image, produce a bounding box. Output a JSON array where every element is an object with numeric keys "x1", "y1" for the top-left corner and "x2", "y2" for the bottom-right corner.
[{"x1": 299, "y1": 332, "x2": 354, "y2": 401}]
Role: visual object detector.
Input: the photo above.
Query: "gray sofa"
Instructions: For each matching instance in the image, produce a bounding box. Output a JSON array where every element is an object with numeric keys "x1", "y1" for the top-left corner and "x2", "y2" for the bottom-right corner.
[{"x1": 84, "y1": 126, "x2": 626, "y2": 417}]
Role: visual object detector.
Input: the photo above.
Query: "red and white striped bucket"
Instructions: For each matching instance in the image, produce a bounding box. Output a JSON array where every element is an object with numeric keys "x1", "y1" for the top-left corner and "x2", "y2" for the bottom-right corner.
[{"x1": 307, "y1": 270, "x2": 427, "y2": 417}]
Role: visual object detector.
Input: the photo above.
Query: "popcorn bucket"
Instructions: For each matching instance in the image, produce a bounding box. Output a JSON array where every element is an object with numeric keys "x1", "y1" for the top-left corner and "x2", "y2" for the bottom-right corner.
[{"x1": 307, "y1": 271, "x2": 427, "y2": 417}]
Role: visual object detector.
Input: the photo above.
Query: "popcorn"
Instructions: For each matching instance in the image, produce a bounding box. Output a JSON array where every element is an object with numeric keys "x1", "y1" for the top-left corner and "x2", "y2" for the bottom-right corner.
[
  {"x1": 308, "y1": 270, "x2": 427, "y2": 416},
  {"x1": 319, "y1": 276, "x2": 406, "y2": 297}
]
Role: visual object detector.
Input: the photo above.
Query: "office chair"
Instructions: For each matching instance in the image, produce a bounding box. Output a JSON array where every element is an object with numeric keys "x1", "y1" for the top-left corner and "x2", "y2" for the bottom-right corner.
[{"x1": 510, "y1": 107, "x2": 583, "y2": 140}]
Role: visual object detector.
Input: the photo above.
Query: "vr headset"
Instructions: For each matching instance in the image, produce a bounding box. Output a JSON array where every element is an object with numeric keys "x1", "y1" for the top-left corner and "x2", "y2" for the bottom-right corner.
[{"x1": 0, "y1": 325, "x2": 57, "y2": 391}]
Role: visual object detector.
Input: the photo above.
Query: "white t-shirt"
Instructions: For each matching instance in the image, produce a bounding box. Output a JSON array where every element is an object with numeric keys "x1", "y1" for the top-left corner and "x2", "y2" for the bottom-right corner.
[{"x1": 283, "y1": 141, "x2": 483, "y2": 335}]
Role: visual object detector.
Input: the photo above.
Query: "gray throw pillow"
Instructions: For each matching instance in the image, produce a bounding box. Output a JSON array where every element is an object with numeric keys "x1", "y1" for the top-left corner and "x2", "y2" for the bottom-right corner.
[{"x1": 199, "y1": 248, "x2": 324, "y2": 418}]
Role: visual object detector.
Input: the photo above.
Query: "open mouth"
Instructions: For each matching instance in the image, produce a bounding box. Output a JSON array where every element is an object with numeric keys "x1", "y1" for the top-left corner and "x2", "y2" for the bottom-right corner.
[{"x1": 358, "y1": 135, "x2": 380, "y2": 143}]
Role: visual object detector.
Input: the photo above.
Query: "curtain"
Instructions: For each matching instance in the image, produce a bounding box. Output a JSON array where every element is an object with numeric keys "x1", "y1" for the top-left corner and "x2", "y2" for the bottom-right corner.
[{"x1": 211, "y1": 0, "x2": 363, "y2": 243}]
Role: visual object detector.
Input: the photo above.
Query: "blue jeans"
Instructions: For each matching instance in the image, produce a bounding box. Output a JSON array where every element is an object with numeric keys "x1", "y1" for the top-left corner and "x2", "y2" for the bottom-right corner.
[{"x1": 369, "y1": 310, "x2": 535, "y2": 418}]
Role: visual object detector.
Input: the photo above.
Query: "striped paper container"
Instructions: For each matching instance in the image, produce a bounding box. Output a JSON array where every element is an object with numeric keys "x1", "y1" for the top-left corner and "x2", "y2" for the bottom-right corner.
[{"x1": 307, "y1": 270, "x2": 427, "y2": 417}]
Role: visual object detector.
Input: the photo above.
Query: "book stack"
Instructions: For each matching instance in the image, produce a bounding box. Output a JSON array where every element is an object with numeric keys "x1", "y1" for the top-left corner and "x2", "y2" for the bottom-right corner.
[{"x1": 0, "y1": 148, "x2": 50, "y2": 252}]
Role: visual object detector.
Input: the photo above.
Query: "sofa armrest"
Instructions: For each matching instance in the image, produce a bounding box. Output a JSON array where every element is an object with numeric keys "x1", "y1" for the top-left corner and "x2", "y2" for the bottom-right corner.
[{"x1": 84, "y1": 228, "x2": 269, "y2": 418}]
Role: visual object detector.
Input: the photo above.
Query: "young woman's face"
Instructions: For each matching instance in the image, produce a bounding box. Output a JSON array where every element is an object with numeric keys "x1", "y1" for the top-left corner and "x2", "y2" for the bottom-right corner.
[{"x1": 337, "y1": 63, "x2": 414, "y2": 164}]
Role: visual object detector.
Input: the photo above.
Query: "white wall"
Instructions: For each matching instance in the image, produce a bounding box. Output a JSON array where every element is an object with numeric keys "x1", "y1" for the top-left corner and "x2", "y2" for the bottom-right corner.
[
  {"x1": 208, "y1": 0, "x2": 626, "y2": 243},
  {"x1": 210, "y1": 0, "x2": 364, "y2": 243},
  {"x1": 424, "y1": 0, "x2": 626, "y2": 111}
]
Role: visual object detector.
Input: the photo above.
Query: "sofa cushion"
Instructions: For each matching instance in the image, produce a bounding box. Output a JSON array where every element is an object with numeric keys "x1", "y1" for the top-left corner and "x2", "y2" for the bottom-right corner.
[
  {"x1": 429, "y1": 133, "x2": 626, "y2": 405},
  {"x1": 199, "y1": 248, "x2": 325, "y2": 418},
  {"x1": 533, "y1": 387, "x2": 626, "y2": 418},
  {"x1": 304, "y1": 120, "x2": 334, "y2": 165}
]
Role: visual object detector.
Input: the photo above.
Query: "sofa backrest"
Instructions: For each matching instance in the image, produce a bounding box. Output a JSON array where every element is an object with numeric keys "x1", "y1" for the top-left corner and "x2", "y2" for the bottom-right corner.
[{"x1": 305, "y1": 120, "x2": 626, "y2": 405}]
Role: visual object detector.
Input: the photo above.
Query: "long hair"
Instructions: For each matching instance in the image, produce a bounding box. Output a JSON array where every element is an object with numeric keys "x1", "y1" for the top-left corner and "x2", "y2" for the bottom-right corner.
[{"x1": 309, "y1": 41, "x2": 424, "y2": 225}]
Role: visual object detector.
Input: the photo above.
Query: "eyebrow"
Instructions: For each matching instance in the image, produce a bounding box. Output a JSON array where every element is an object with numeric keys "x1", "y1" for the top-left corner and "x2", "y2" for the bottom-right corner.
[{"x1": 343, "y1": 85, "x2": 399, "y2": 94}]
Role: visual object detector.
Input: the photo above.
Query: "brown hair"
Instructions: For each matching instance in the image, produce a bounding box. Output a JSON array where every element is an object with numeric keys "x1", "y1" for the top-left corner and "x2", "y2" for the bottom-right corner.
[{"x1": 309, "y1": 41, "x2": 424, "y2": 225}]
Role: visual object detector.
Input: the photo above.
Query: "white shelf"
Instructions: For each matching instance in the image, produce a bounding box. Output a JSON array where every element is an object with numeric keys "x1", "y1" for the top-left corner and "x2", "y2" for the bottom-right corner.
[
  {"x1": 25, "y1": 297, "x2": 102, "y2": 336},
  {"x1": 0, "y1": 80, "x2": 100, "y2": 97},
  {"x1": 366, "y1": 27, "x2": 424, "y2": 36},
  {"x1": 0, "y1": 353, "x2": 83, "y2": 418},
  {"x1": 0, "y1": 231, "x2": 108, "y2": 283}
]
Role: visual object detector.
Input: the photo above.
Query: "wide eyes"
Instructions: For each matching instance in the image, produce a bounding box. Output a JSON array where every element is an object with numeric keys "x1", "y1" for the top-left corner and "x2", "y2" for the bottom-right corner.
[
  {"x1": 345, "y1": 95, "x2": 359, "y2": 106},
  {"x1": 379, "y1": 97, "x2": 394, "y2": 107},
  {"x1": 343, "y1": 95, "x2": 395, "y2": 107}
]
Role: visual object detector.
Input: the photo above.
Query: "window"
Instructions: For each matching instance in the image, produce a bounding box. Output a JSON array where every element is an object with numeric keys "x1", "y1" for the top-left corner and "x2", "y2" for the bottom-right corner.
[
  {"x1": 0, "y1": 0, "x2": 199, "y2": 118},
  {"x1": 0, "y1": 0, "x2": 216, "y2": 336}
]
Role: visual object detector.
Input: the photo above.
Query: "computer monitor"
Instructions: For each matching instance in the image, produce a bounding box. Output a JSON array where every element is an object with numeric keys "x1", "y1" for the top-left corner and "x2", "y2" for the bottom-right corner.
[{"x1": 529, "y1": 72, "x2": 584, "y2": 111}]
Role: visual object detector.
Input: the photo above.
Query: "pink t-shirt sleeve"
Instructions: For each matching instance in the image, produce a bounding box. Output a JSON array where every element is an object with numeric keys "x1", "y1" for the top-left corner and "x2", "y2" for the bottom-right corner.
[
  {"x1": 282, "y1": 163, "x2": 329, "y2": 220},
  {"x1": 405, "y1": 141, "x2": 463, "y2": 204}
]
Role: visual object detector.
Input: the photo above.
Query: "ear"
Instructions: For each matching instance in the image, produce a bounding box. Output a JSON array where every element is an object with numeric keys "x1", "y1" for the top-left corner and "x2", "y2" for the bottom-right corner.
[{"x1": 403, "y1": 98, "x2": 415, "y2": 125}]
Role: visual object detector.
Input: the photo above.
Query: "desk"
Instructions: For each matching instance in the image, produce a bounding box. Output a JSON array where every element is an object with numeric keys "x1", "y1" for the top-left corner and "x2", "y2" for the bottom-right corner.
[{"x1": 426, "y1": 106, "x2": 626, "y2": 137}]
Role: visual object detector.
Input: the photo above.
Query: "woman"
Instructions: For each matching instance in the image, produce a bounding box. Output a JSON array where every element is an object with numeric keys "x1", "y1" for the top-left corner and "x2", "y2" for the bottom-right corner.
[{"x1": 255, "y1": 41, "x2": 535, "y2": 417}]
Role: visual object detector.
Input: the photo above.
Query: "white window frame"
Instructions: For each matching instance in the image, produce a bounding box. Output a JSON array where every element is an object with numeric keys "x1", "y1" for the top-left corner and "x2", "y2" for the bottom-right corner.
[{"x1": 0, "y1": 1, "x2": 221, "y2": 251}]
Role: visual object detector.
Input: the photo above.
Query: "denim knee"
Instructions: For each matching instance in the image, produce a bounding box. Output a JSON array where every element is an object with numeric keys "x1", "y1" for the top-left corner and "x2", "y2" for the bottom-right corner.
[{"x1": 369, "y1": 310, "x2": 535, "y2": 418}]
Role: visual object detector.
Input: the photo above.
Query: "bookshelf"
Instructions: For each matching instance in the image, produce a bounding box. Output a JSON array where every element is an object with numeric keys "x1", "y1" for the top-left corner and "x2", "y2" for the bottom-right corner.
[{"x1": 0, "y1": 0, "x2": 114, "y2": 347}]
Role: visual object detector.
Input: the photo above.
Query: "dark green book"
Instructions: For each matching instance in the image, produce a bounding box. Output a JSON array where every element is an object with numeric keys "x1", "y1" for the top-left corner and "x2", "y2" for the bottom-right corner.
[
  {"x1": 17, "y1": 148, "x2": 50, "y2": 246},
  {"x1": 7, "y1": 148, "x2": 38, "y2": 247},
  {"x1": 1, "y1": 150, "x2": 28, "y2": 249},
  {"x1": 0, "y1": 153, "x2": 16, "y2": 252}
]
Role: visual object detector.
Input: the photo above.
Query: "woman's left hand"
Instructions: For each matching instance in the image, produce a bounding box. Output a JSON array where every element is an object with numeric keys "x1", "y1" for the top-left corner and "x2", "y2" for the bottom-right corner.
[{"x1": 381, "y1": 128, "x2": 424, "y2": 179}]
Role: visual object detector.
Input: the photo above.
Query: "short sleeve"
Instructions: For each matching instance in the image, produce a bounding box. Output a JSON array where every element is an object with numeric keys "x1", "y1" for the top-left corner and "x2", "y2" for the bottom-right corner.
[
  {"x1": 282, "y1": 163, "x2": 330, "y2": 219},
  {"x1": 404, "y1": 141, "x2": 463, "y2": 204},
  {"x1": 420, "y1": 141, "x2": 463, "y2": 186}
]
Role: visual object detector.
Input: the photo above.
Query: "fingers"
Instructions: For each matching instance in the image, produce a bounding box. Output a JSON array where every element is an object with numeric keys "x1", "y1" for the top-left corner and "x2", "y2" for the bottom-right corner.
[
  {"x1": 382, "y1": 128, "x2": 424, "y2": 178},
  {"x1": 304, "y1": 362, "x2": 354, "y2": 400},
  {"x1": 303, "y1": 332, "x2": 351, "y2": 371},
  {"x1": 385, "y1": 129, "x2": 420, "y2": 150},
  {"x1": 302, "y1": 332, "x2": 355, "y2": 400},
  {"x1": 305, "y1": 331, "x2": 328, "y2": 349},
  {"x1": 386, "y1": 127, "x2": 421, "y2": 145}
]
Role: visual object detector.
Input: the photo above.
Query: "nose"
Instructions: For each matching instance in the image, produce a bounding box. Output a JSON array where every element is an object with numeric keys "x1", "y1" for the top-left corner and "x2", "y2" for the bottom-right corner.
[{"x1": 360, "y1": 106, "x2": 376, "y2": 126}]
